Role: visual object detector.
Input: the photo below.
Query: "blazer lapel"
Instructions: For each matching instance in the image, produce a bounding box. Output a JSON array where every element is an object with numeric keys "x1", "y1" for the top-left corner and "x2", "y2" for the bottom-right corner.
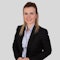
[
  {"x1": 26, "y1": 25, "x2": 36, "y2": 56},
  {"x1": 18, "y1": 26, "x2": 25, "y2": 49},
  {"x1": 21, "y1": 25, "x2": 36, "y2": 47},
  {"x1": 18, "y1": 25, "x2": 36, "y2": 56}
]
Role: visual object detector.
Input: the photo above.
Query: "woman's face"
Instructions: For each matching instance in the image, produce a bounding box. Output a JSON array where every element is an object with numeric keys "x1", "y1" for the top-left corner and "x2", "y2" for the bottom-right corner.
[{"x1": 23, "y1": 7, "x2": 37, "y2": 25}]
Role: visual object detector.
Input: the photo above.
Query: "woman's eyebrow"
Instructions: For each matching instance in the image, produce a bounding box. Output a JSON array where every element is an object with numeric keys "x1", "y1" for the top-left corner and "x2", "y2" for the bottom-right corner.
[{"x1": 24, "y1": 11, "x2": 34, "y2": 14}]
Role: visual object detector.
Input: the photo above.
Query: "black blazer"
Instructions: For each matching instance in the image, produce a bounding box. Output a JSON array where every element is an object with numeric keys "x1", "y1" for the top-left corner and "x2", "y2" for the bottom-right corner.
[{"x1": 12, "y1": 25, "x2": 52, "y2": 60}]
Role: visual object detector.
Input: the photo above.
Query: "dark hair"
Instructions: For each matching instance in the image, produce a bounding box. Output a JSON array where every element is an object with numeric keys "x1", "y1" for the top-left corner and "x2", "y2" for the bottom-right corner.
[{"x1": 23, "y1": 2, "x2": 38, "y2": 14}]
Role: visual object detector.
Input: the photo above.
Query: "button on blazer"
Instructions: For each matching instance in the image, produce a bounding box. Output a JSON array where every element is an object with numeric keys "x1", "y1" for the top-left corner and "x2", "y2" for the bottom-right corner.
[{"x1": 12, "y1": 25, "x2": 52, "y2": 60}]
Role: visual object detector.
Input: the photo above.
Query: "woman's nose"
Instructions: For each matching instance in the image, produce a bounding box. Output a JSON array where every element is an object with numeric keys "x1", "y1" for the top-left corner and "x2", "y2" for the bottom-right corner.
[{"x1": 27, "y1": 14, "x2": 31, "y2": 18}]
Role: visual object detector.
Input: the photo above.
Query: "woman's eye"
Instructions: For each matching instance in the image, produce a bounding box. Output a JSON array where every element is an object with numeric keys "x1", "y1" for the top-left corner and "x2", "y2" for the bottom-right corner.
[
  {"x1": 24, "y1": 13, "x2": 28, "y2": 15},
  {"x1": 30, "y1": 13, "x2": 34, "y2": 15},
  {"x1": 24, "y1": 12, "x2": 34, "y2": 15}
]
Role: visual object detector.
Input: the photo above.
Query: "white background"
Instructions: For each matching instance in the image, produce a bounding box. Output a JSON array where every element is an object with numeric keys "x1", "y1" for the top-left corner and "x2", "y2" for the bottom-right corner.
[{"x1": 0, "y1": 0, "x2": 60, "y2": 60}]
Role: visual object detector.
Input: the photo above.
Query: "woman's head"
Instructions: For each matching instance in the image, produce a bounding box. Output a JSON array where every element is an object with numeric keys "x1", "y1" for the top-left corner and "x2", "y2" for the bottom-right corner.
[
  {"x1": 19, "y1": 2, "x2": 39, "y2": 36},
  {"x1": 23, "y1": 2, "x2": 38, "y2": 25}
]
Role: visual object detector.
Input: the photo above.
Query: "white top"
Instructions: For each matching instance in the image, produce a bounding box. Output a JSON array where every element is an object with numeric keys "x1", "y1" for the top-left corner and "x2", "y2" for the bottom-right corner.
[{"x1": 22, "y1": 24, "x2": 35, "y2": 58}]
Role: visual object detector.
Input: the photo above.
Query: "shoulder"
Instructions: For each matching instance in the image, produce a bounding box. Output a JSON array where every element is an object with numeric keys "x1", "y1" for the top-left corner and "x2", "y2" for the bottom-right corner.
[
  {"x1": 16, "y1": 25, "x2": 23, "y2": 29},
  {"x1": 17, "y1": 25, "x2": 22, "y2": 29},
  {"x1": 39, "y1": 26, "x2": 48, "y2": 34},
  {"x1": 16, "y1": 25, "x2": 23, "y2": 32}
]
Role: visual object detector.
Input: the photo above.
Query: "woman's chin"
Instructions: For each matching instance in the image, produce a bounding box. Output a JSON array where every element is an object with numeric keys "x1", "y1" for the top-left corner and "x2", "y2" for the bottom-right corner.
[{"x1": 27, "y1": 22, "x2": 33, "y2": 25}]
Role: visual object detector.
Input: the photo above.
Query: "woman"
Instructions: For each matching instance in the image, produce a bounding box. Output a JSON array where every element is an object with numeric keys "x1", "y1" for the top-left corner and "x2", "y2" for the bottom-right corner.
[{"x1": 12, "y1": 2, "x2": 52, "y2": 60}]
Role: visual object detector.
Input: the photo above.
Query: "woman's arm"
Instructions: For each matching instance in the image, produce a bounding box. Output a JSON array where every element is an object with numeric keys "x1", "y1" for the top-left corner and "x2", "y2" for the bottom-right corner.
[
  {"x1": 30, "y1": 29, "x2": 52, "y2": 60},
  {"x1": 12, "y1": 26, "x2": 21, "y2": 60}
]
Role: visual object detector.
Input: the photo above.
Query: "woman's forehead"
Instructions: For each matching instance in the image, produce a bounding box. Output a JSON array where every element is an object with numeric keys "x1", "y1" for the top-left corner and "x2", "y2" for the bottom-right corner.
[{"x1": 24, "y1": 7, "x2": 35, "y2": 11}]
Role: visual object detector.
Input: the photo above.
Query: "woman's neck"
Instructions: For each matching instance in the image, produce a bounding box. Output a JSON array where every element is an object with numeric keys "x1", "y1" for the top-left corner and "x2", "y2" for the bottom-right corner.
[{"x1": 26, "y1": 23, "x2": 35, "y2": 30}]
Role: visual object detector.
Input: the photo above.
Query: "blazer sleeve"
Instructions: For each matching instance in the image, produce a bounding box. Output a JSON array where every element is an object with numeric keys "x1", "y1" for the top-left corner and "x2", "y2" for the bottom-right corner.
[
  {"x1": 30, "y1": 29, "x2": 52, "y2": 60},
  {"x1": 12, "y1": 26, "x2": 20, "y2": 60}
]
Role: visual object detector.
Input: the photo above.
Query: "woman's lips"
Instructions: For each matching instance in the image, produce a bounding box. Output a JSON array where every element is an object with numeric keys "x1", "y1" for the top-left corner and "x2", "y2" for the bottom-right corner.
[{"x1": 27, "y1": 19, "x2": 32, "y2": 21}]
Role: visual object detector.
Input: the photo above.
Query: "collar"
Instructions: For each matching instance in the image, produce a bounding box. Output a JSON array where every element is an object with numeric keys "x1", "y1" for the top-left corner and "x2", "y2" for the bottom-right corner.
[{"x1": 25, "y1": 23, "x2": 35, "y2": 32}]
